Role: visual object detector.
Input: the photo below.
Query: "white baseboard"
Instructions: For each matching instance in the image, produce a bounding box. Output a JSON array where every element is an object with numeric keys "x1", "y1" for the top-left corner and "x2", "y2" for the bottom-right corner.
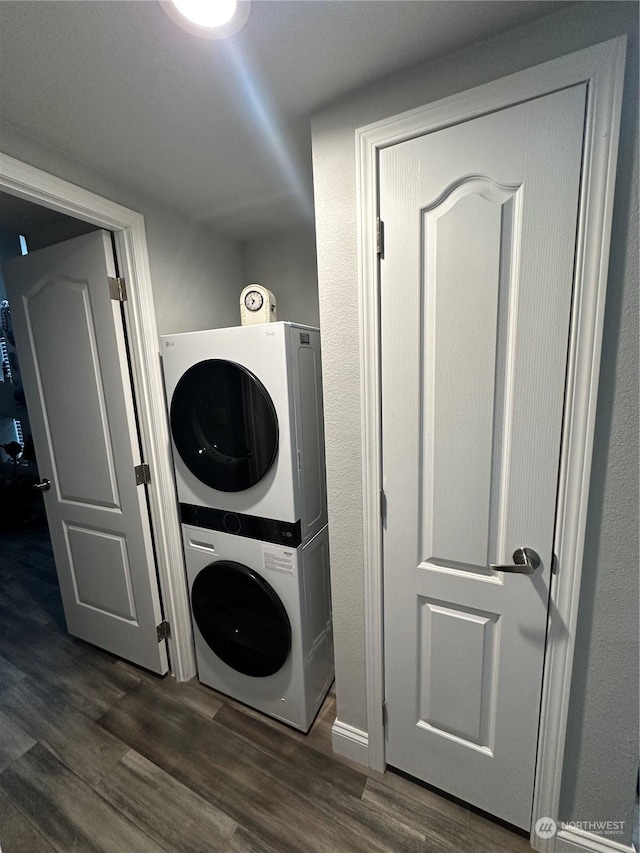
[
  {"x1": 556, "y1": 826, "x2": 637, "y2": 853},
  {"x1": 331, "y1": 718, "x2": 369, "y2": 766}
]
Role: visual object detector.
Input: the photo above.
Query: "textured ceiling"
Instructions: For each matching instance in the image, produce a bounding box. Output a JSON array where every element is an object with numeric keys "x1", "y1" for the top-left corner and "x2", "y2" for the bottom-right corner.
[{"x1": 0, "y1": 1, "x2": 570, "y2": 241}]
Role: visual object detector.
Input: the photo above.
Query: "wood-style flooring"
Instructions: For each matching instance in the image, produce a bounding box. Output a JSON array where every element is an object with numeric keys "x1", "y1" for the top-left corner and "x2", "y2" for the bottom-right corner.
[{"x1": 0, "y1": 517, "x2": 532, "y2": 852}]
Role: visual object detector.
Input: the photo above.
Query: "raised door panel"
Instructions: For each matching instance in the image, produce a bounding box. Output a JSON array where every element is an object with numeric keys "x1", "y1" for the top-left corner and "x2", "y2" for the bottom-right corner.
[{"x1": 422, "y1": 179, "x2": 520, "y2": 572}]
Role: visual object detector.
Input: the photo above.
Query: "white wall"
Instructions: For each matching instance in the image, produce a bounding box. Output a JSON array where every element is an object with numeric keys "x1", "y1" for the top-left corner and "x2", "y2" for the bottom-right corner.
[
  {"x1": 242, "y1": 227, "x2": 320, "y2": 328},
  {"x1": 0, "y1": 125, "x2": 245, "y2": 336},
  {"x1": 311, "y1": 0, "x2": 638, "y2": 840}
]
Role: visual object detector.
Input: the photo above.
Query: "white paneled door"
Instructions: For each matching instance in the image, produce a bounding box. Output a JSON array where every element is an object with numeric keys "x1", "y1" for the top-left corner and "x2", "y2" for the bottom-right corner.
[
  {"x1": 4, "y1": 230, "x2": 168, "y2": 674},
  {"x1": 380, "y1": 85, "x2": 587, "y2": 828}
]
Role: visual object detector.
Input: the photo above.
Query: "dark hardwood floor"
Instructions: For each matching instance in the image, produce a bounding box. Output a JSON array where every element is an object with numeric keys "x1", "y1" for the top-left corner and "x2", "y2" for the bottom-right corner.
[{"x1": 0, "y1": 515, "x2": 531, "y2": 852}]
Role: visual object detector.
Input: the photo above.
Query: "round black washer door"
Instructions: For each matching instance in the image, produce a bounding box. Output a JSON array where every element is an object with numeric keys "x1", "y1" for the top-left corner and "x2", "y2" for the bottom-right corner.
[
  {"x1": 170, "y1": 359, "x2": 278, "y2": 492},
  {"x1": 191, "y1": 560, "x2": 291, "y2": 678}
]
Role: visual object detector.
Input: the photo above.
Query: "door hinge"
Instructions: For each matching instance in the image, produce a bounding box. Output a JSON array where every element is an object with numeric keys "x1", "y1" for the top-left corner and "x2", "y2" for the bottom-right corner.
[
  {"x1": 156, "y1": 620, "x2": 171, "y2": 642},
  {"x1": 134, "y1": 463, "x2": 151, "y2": 485},
  {"x1": 380, "y1": 488, "x2": 387, "y2": 523},
  {"x1": 376, "y1": 218, "x2": 385, "y2": 259},
  {"x1": 108, "y1": 276, "x2": 127, "y2": 302},
  {"x1": 382, "y1": 700, "x2": 388, "y2": 727}
]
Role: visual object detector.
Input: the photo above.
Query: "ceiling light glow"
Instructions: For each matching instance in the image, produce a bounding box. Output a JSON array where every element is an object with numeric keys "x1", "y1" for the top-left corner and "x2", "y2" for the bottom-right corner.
[
  {"x1": 161, "y1": 0, "x2": 250, "y2": 39},
  {"x1": 171, "y1": 0, "x2": 237, "y2": 28}
]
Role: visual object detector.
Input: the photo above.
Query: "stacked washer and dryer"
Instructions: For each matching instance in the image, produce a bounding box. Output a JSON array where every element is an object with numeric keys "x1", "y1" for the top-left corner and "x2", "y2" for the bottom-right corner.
[{"x1": 161, "y1": 322, "x2": 333, "y2": 732}]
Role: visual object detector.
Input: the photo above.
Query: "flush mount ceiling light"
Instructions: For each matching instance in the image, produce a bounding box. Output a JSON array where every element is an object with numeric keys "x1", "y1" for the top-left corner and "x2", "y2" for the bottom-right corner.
[{"x1": 161, "y1": 0, "x2": 250, "y2": 38}]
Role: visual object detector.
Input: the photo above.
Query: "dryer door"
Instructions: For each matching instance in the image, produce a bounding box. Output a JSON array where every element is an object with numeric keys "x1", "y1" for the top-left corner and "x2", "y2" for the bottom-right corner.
[
  {"x1": 170, "y1": 359, "x2": 278, "y2": 492},
  {"x1": 191, "y1": 560, "x2": 291, "y2": 677}
]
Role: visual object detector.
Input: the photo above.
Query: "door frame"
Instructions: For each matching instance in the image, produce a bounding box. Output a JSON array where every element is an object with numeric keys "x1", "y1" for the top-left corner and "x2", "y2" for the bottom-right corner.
[
  {"x1": 355, "y1": 37, "x2": 626, "y2": 850},
  {"x1": 0, "y1": 153, "x2": 196, "y2": 682}
]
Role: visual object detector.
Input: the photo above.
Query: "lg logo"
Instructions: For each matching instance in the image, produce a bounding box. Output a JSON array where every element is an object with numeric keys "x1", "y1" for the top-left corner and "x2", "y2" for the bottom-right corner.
[{"x1": 165, "y1": 340, "x2": 175, "y2": 347}]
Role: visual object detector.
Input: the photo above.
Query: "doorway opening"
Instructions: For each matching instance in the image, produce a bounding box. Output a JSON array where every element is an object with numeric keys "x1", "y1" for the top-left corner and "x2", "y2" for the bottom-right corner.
[{"x1": 0, "y1": 158, "x2": 194, "y2": 681}]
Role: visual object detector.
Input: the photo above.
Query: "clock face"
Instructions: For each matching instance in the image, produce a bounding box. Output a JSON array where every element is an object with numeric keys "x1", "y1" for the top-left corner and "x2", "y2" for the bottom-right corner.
[{"x1": 244, "y1": 290, "x2": 264, "y2": 311}]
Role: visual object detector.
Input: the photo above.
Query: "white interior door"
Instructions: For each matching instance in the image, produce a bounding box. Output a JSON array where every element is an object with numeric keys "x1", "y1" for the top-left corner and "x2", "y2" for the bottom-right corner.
[
  {"x1": 3, "y1": 230, "x2": 168, "y2": 674},
  {"x1": 380, "y1": 84, "x2": 587, "y2": 828}
]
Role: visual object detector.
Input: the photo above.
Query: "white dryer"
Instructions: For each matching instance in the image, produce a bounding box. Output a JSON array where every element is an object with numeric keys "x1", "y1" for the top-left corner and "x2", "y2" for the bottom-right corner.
[
  {"x1": 182, "y1": 522, "x2": 334, "y2": 732},
  {"x1": 161, "y1": 322, "x2": 327, "y2": 546}
]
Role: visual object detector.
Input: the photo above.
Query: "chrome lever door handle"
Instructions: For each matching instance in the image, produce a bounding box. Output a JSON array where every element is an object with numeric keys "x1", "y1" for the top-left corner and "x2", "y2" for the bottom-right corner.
[
  {"x1": 33, "y1": 478, "x2": 51, "y2": 492},
  {"x1": 490, "y1": 547, "x2": 540, "y2": 574}
]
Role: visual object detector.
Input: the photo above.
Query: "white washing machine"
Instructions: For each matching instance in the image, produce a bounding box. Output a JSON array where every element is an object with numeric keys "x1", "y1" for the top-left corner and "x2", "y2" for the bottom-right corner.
[
  {"x1": 182, "y1": 522, "x2": 334, "y2": 732},
  {"x1": 161, "y1": 322, "x2": 327, "y2": 546}
]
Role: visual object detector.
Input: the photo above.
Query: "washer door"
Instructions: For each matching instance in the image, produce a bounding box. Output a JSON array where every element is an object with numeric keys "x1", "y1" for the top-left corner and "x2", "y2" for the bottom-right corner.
[
  {"x1": 170, "y1": 359, "x2": 278, "y2": 492},
  {"x1": 191, "y1": 560, "x2": 291, "y2": 677}
]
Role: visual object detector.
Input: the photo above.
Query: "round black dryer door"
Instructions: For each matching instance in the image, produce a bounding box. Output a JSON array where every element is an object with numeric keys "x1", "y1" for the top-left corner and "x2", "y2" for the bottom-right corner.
[
  {"x1": 170, "y1": 359, "x2": 278, "y2": 492},
  {"x1": 191, "y1": 561, "x2": 292, "y2": 677}
]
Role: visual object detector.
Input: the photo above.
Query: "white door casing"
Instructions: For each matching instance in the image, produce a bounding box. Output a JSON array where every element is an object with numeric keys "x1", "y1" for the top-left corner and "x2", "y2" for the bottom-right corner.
[
  {"x1": 380, "y1": 85, "x2": 586, "y2": 829},
  {"x1": 355, "y1": 37, "x2": 626, "y2": 850},
  {"x1": 4, "y1": 230, "x2": 168, "y2": 673},
  {"x1": 0, "y1": 154, "x2": 195, "y2": 682}
]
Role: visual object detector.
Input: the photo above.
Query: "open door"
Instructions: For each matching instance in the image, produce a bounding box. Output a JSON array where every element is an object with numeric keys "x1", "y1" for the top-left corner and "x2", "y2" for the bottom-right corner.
[{"x1": 3, "y1": 230, "x2": 168, "y2": 674}]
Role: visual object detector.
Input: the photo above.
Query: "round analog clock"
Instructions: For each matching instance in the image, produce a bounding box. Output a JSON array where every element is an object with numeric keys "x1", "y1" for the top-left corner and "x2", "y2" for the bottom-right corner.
[{"x1": 244, "y1": 290, "x2": 264, "y2": 311}]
